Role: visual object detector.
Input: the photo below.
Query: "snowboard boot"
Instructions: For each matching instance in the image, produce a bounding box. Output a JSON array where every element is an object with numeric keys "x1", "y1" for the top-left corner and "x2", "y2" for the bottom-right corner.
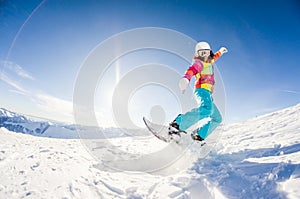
[
  {"x1": 168, "y1": 120, "x2": 183, "y2": 143},
  {"x1": 168, "y1": 121, "x2": 180, "y2": 135},
  {"x1": 191, "y1": 133, "x2": 206, "y2": 146},
  {"x1": 191, "y1": 134, "x2": 204, "y2": 141}
]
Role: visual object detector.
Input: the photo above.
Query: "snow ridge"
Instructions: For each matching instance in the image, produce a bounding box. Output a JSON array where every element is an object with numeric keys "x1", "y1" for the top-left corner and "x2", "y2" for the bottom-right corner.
[
  {"x1": 0, "y1": 108, "x2": 146, "y2": 139},
  {"x1": 0, "y1": 108, "x2": 50, "y2": 136}
]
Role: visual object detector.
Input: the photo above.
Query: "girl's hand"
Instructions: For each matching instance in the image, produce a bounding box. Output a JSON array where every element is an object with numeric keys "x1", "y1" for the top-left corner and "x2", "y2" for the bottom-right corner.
[
  {"x1": 179, "y1": 78, "x2": 189, "y2": 94},
  {"x1": 219, "y1": 47, "x2": 228, "y2": 54}
]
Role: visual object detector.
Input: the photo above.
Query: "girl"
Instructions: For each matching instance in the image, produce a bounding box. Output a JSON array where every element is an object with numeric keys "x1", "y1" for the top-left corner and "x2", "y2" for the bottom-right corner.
[{"x1": 169, "y1": 41, "x2": 228, "y2": 142}]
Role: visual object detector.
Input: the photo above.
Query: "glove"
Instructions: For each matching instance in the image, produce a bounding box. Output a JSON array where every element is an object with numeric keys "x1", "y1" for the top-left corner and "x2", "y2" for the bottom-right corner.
[
  {"x1": 219, "y1": 47, "x2": 228, "y2": 54},
  {"x1": 179, "y1": 78, "x2": 189, "y2": 94}
]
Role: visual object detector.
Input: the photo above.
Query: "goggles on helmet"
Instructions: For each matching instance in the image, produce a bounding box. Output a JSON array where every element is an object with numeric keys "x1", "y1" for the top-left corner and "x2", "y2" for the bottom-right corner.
[{"x1": 197, "y1": 49, "x2": 210, "y2": 57}]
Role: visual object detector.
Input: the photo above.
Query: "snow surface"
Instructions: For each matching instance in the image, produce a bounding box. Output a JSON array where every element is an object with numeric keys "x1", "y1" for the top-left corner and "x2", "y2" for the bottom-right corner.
[{"x1": 0, "y1": 103, "x2": 300, "y2": 198}]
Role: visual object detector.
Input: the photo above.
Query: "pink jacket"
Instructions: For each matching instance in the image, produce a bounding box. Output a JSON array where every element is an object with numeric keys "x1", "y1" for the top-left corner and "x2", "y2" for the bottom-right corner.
[{"x1": 183, "y1": 51, "x2": 222, "y2": 92}]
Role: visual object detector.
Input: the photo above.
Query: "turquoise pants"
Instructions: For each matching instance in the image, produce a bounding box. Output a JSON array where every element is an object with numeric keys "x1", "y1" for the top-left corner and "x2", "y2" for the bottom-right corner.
[{"x1": 175, "y1": 88, "x2": 222, "y2": 139}]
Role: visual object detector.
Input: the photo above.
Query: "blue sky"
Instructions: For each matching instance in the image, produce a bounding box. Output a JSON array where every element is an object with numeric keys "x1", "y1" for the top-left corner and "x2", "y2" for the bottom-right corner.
[{"x1": 0, "y1": 0, "x2": 300, "y2": 126}]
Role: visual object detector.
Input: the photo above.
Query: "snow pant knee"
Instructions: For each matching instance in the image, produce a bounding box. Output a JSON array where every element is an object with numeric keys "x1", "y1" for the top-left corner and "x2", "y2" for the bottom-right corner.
[
  {"x1": 198, "y1": 103, "x2": 222, "y2": 139},
  {"x1": 175, "y1": 88, "x2": 222, "y2": 140},
  {"x1": 175, "y1": 88, "x2": 213, "y2": 131}
]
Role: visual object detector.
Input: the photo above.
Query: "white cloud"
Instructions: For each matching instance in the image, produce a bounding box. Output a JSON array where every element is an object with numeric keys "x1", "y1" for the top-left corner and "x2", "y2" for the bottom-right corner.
[
  {"x1": 95, "y1": 108, "x2": 115, "y2": 128},
  {"x1": 33, "y1": 93, "x2": 74, "y2": 122},
  {"x1": 1, "y1": 60, "x2": 34, "y2": 80},
  {"x1": 280, "y1": 89, "x2": 300, "y2": 95},
  {"x1": 0, "y1": 72, "x2": 29, "y2": 94},
  {"x1": 0, "y1": 70, "x2": 74, "y2": 123}
]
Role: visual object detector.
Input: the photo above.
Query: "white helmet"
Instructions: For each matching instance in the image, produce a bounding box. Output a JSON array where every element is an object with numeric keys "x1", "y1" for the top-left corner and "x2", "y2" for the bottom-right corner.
[{"x1": 195, "y1": 41, "x2": 211, "y2": 52}]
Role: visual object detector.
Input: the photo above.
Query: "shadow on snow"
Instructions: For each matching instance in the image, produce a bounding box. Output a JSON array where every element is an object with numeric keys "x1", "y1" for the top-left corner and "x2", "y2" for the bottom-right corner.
[{"x1": 192, "y1": 143, "x2": 300, "y2": 199}]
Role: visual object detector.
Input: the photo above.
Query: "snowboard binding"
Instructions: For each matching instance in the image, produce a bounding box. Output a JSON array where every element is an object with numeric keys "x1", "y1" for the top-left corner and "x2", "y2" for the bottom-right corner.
[
  {"x1": 191, "y1": 131, "x2": 206, "y2": 146},
  {"x1": 168, "y1": 121, "x2": 188, "y2": 143},
  {"x1": 191, "y1": 134, "x2": 204, "y2": 141},
  {"x1": 168, "y1": 121, "x2": 186, "y2": 135}
]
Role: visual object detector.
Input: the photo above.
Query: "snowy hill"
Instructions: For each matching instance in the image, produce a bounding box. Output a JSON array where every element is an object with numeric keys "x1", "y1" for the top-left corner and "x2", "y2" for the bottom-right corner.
[
  {"x1": 0, "y1": 108, "x2": 145, "y2": 139},
  {"x1": 0, "y1": 104, "x2": 300, "y2": 198},
  {"x1": 0, "y1": 108, "x2": 76, "y2": 138},
  {"x1": 0, "y1": 108, "x2": 50, "y2": 135}
]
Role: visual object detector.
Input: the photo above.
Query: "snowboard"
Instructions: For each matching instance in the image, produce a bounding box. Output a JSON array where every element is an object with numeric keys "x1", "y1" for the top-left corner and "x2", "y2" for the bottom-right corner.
[{"x1": 143, "y1": 117, "x2": 206, "y2": 146}]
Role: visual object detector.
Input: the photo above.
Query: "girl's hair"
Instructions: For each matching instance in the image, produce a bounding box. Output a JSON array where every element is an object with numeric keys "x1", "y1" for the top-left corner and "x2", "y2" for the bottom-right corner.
[
  {"x1": 209, "y1": 50, "x2": 215, "y2": 59},
  {"x1": 205, "y1": 50, "x2": 214, "y2": 62},
  {"x1": 195, "y1": 50, "x2": 215, "y2": 62}
]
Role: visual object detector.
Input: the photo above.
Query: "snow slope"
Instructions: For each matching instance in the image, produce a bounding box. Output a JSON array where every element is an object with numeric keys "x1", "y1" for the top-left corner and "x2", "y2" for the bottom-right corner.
[
  {"x1": 195, "y1": 103, "x2": 300, "y2": 199},
  {"x1": 0, "y1": 103, "x2": 300, "y2": 198}
]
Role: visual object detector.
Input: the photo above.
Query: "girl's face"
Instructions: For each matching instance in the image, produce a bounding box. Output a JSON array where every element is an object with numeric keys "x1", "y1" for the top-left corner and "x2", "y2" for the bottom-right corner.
[
  {"x1": 202, "y1": 55, "x2": 209, "y2": 62},
  {"x1": 197, "y1": 49, "x2": 210, "y2": 61}
]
